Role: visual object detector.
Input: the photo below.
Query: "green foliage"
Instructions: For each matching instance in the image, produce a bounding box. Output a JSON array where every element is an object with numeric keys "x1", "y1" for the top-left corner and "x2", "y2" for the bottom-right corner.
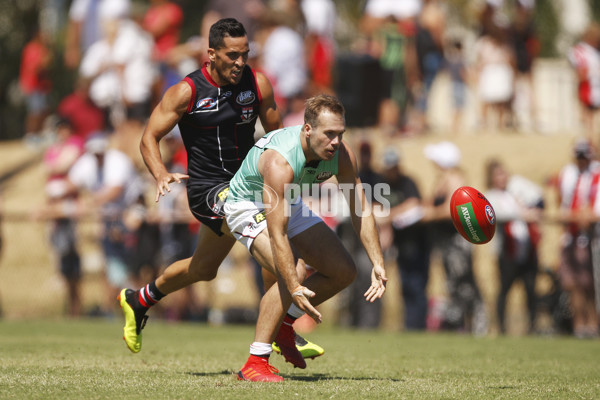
[
  {"x1": 446, "y1": 0, "x2": 479, "y2": 28},
  {"x1": 0, "y1": 320, "x2": 599, "y2": 399},
  {"x1": 332, "y1": 0, "x2": 366, "y2": 24},
  {"x1": 535, "y1": 0, "x2": 560, "y2": 57},
  {"x1": 591, "y1": 0, "x2": 600, "y2": 21},
  {"x1": 0, "y1": 1, "x2": 39, "y2": 140},
  {"x1": 175, "y1": 0, "x2": 209, "y2": 42}
]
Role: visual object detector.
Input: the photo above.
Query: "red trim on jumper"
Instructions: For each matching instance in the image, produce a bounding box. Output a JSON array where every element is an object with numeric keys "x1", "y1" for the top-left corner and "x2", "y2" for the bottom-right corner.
[
  {"x1": 590, "y1": 173, "x2": 600, "y2": 206},
  {"x1": 570, "y1": 174, "x2": 583, "y2": 210},
  {"x1": 579, "y1": 81, "x2": 592, "y2": 107},
  {"x1": 567, "y1": 174, "x2": 584, "y2": 236},
  {"x1": 183, "y1": 77, "x2": 196, "y2": 113},
  {"x1": 201, "y1": 62, "x2": 220, "y2": 88},
  {"x1": 251, "y1": 67, "x2": 263, "y2": 104}
]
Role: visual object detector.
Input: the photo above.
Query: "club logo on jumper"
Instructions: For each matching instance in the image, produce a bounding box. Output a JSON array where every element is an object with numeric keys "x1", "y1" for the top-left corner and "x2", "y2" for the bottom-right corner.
[
  {"x1": 240, "y1": 107, "x2": 255, "y2": 123},
  {"x1": 485, "y1": 204, "x2": 496, "y2": 225},
  {"x1": 196, "y1": 97, "x2": 217, "y2": 110},
  {"x1": 316, "y1": 171, "x2": 333, "y2": 181},
  {"x1": 236, "y1": 90, "x2": 255, "y2": 105},
  {"x1": 457, "y1": 202, "x2": 486, "y2": 243}
]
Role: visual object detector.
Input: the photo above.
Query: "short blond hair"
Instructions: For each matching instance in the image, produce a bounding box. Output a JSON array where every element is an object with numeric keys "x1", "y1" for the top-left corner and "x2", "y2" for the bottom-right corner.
[{"x1": 304, "y1": 94, "x2": 345, "y2": 128}]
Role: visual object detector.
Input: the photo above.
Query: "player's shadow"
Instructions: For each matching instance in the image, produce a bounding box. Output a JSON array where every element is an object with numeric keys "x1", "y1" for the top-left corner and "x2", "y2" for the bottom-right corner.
[
  {"x1": 280, "y1": 374, "x2": 403, "y2": 382},
  {"x1": 487, "y1": 385, "x2": 519, "y2": 390},
  {"x1": 187, "y1": 370, "x2": 234, "y2": 377},
  {"x1": 187, "y1": 371, "x2": 403, "y2": 382}
]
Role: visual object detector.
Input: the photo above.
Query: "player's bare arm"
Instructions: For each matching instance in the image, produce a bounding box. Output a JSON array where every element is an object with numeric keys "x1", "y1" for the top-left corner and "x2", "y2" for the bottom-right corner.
[
  {"x1": 337, "y1": 142, "x2": 388, "y2": 302},
  {"x1": 259, "y1": 149, "x2": 322, "y2": 322},
  {"x1": 256, "y1": 71, "x2": 283, "y2": 132},
  {"x1": 140, "y1": 81, "x2": 191, "y2": 202},
  {"x1": 253, "y1": 71, "x2": 284, "y2": 287}
]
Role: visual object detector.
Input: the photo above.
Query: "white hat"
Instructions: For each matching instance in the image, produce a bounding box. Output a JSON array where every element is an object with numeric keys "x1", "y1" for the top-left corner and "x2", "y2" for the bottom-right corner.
[
  {"x1": 518, "y1": 0, "x2": 535, "y2": 9},
  {"x1": 383, "y1": 148, "x2": 400, "y2": 168},
  {"x1": 424, "y1": 141, "x2": 461, "y2": 169},
  {"x1": 365, "y1": 0, "x2": 421, "y2": 19},
  {"x1": 99, "y1": 0, "x2": 130, "y2": 21},
  {"x1": 486, "y1": 0, "x2": 504, "y2": 7}
]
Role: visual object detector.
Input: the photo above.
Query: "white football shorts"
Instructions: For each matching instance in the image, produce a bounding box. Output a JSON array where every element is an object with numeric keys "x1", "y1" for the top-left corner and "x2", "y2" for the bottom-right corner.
[{"x1": 224, "y1": 199, "x2": 323, "y2": 251}]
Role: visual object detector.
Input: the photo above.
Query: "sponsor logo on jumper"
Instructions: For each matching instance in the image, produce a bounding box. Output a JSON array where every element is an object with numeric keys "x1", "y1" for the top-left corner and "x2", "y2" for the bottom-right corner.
[
  {"x1": 211, "y1": 187, "x2": 230, "y2": 214},
  {"x1": 316, "y1": 171, "x2": 333, "y2": 181},
  {"x1": 253, "y1": 211, "x2": 266, "y2": 224},
  {"x1": 204, "y1": 183, "x2": 230, "y2": 216},
  {"x1": 236, "y1": 90, "x2": 255, "y2": 105},
  {"x1": 459, "y1": 203, "x2": 484, "y2": 242},
  {"x1": 485, "y1": 204, "x2": 496, "y2": 225},
  {"x1": 197, "y1": 97, "x2": 217, "y2": 110},
  {"x1": 221, "y1": 91, "x2": 232, "y2": 99}
]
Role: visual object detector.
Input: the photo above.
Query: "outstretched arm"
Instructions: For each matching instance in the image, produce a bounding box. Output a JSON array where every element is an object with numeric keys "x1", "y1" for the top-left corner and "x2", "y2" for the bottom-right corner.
[
  {"x1": 337, "y1": 142, "x2": 388, "y2": 302},
  {"x1": 260, "y1": 150, "x2": 322, "y2": 322},
  {"x1": 140, "y1": 81, "x2": 191, "y2": 202}
]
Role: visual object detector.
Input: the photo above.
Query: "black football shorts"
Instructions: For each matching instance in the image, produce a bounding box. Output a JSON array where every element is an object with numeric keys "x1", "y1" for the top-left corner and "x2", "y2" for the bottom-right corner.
[{"x1": 187, "y1": 182, "x2": 230, "y2": 236}]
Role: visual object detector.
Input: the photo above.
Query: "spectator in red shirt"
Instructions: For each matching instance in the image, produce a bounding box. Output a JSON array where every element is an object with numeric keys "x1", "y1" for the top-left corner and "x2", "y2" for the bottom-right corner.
[
  {"x1": 19, "y1": 27, "x2": 52, "y2": 138},
  {"x1": 142, "y1": 0, "x2": 184, "y2": 95},
  {"x1": 57, "y1": 77, "x2": 106, "y2": 141},
  {"x1": 142, "y1": 0, "x2": 183, "y2": 62}
]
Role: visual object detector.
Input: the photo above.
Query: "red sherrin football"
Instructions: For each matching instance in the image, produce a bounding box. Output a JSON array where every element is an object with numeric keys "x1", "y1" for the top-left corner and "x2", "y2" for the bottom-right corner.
[{"x1": 450, "y1": 186, "x2": 496, "y2": 244}]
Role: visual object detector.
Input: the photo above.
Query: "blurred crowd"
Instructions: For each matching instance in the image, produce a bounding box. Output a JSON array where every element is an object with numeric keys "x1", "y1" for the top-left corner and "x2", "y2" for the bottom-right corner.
[
  {"x1": 19, "y1": 0, "x2": 547, "y2": 141},
  {"x1": 4, "y1": 0, "x2": 599, "y2": 338}
]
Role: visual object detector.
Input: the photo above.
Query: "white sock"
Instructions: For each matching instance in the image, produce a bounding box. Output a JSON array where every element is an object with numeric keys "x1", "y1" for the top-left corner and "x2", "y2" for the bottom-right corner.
[
  {"x1": 250, "y1": 342, "x2": 273, "y2": 356},
  {"x1": 287, "y1": 303, "x2": 305, "y2": 319}
]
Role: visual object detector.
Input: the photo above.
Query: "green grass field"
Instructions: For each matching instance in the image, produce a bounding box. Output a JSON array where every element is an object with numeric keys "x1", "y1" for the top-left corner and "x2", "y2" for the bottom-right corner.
[{"x1": 0, "y1": 319, "x2": 598, "y2": 399}]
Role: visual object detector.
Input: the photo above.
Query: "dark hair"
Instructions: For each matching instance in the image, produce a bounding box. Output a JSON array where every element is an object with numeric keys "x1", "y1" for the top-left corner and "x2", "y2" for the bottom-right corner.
[
  {"x1": 304, "y1": 94, "x2": 345, "y2": 128},
  {"x1": 55, "y1": 116, "x2": 73, "y2": 129},
  {"x1": 208, "y1": 18, "x2": 247, "y2": 49},
  {"x1": 485, "y1": 159, "x2": 502, "y2": 189}
]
